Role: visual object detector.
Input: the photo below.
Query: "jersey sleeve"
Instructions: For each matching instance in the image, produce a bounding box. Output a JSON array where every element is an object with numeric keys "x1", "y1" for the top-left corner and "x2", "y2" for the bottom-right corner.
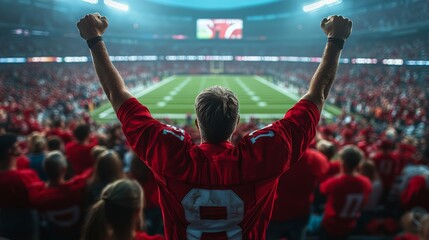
[
  {"x1": 280, "y1": 99, "x2": 320, "y2": 167},
  {"x1": 116, "y1": 98, "x2": 193, "y2": 177},
  {"x1": 238, "y1": 99, "x2": 320, "y2": 180}
]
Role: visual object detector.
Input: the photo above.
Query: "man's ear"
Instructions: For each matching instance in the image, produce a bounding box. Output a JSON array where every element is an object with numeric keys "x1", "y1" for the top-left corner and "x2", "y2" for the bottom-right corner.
[
  {"x1": 237, "y1": 115, "x2": 240, "y2": 125},
  {"x1": 195, "y1": 119, "x2": 199, "y2": 130}
]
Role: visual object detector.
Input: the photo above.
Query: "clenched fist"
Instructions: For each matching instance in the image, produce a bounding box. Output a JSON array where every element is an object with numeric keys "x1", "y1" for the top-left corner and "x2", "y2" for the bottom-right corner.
[
  {"x1": 321, "y1": 15, "x2": 352, "y2": 40},
  {"x1": 77, "y1": 13, "x2": 109, "y2": 40}
]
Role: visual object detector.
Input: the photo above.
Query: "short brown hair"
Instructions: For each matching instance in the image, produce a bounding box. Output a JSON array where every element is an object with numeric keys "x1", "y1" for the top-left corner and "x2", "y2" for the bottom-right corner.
[
  {"x1": 195, "y1": 86, "x2": 239, "y2": 143},
  {"x1": 340, "y1": 145, "x2": 363, "y2": 172}
]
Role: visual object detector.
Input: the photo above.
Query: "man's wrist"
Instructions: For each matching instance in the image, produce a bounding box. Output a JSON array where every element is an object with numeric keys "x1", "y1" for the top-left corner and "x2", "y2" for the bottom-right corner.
[
  {"x1": 87, "y1": 36, "x2": 103, "y2": 49},
  {"x1": 327, "y1": 37, "x2": 345, "y2": 50}
]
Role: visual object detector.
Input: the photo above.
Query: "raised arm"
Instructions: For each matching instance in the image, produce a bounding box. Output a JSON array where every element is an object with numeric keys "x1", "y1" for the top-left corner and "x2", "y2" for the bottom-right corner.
[
  {"x1": 77, "y1": 13, "x2": 133, "y2": 112},
  {"x1": 302, "y1": 15, "x2": 352, "y2": 110}
]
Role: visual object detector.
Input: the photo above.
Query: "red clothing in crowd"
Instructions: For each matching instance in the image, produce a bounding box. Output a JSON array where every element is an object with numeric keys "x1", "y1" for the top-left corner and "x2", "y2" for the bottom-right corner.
[
  {"x1": 320, "y1": 174, "x2": 372, "y2": 236},
  {"x1": 65, "y1": 139, "x2": 97, "y2": 175},
  {"x1": 320, "y1": 160, "x2": 341, "y2": 182},
  {"x1": 0, "y1": 169, "x2": 41, "y2": 208},
  {"x1": 117, "y1": 98, "x2": 319, "y2": 240},
  {"x1": 394, "y1": 233, "x2": 420, "y2": 240},
  {"x1": 28, "y1": 169, "x2": 92, "y2": 236},
  {"x1": 372, "y1": 152, "x2": 400, "y2": 193},
  {"x1": 401, "y1": 175, "x2": 429, "y2": 211},
  {"x1": 16, "y1": 154, "x2": 30, "y2": 170},
  {"x1": 46, "y1": 128, "x2": 74, "y2": 144},
  {"x1": 134, "y1": 231, "x2": 164, "y2": 240},
  {"x1": 271, "y1": 148, "x2": 329, "y2": 221}
]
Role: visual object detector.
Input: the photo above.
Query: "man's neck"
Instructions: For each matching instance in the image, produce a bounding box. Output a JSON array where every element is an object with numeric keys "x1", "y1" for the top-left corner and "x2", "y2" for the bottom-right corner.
[
  {"x1": 0, "y1": 158, "x2": 16, "y2": 171},
  {"x1": 47, "y1": 178, "x2": 66, "y2": 187}
]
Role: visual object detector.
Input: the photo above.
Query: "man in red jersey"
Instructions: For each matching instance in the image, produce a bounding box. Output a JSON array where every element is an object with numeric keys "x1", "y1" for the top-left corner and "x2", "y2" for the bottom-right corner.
[
  {"x1": 77, "y1": 13, "x2": 352, "y2": 239},
  {"x1": 0, "y1": 134, "x2": 41, "y2": 239},
  {"x1": 29, "y1": 150, "x2": 92, "y2": 240},
  {"x1": 371, "y1": 139, "x2": 400, "y2": 202},
  {"x1": 320, "y1": 145, "x2": 372, "y2": 239},
  {"x1": 267, "y1": 148, "x2": 329, "y2": 240},
  {"x1": 65, "y1": 124, "x2": 97, "y2": 175}
]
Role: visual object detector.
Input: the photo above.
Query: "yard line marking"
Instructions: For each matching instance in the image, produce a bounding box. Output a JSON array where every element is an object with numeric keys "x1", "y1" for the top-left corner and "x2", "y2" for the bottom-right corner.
[
  {"x1": 98, "y1": 75, "x2": 177, "y2": 119},
  {"x1": 155, "y1": 77, "x2": 192, "y2": 108},
  {"x1": 253, "y1": 75, "x2": 334, "y2": 118}
]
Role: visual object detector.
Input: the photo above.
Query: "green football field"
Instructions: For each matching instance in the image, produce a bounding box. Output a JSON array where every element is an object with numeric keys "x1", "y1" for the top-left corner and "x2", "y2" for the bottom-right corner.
[{"x1": 91, "y1": 75, "x2": 341, "y2": 123}]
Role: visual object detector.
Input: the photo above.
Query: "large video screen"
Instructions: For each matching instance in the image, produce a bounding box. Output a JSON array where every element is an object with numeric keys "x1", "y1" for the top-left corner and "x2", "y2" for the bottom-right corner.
[{"x1": 196, "y1": 19, "x2": 243, "y2": 40}]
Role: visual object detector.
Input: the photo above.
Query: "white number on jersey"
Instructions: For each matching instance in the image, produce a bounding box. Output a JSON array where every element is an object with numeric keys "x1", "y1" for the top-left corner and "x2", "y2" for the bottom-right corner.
[
  {"x1": 162, "y1": 124, "x2": 185, "y2": 141},
  {"x1": 181, "y1": 189, "x2": 244, "y2": 240},
  {"x1": 340, "y1": 193, "x2": 364, "y2": 218},
  {"x1": 249, "y1": 124, "x2": 274, "y2": 144}
]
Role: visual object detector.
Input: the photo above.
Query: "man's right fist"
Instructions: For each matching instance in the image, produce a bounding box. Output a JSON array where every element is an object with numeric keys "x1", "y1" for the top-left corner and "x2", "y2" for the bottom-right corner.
[
  {"x1": 321, "y1": 15, "x2": 352, "y2": 40},
  {"x1": 77, "y1": 13, "x2": 109, "y2": 40}
]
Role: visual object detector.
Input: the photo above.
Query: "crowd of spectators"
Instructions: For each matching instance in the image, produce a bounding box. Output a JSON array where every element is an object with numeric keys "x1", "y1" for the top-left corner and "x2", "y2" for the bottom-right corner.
[{"x1": 1, "y1": 20, "x2": 429, "y2": 239}]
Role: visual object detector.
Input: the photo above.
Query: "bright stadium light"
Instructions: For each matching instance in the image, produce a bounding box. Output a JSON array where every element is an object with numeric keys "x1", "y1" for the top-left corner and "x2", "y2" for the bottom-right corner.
[
  {"x1": 303, "y1": 0, "x2": 342, "y2": 12},
  {"x1": 303, "y1": 1, "x2": 325, "y2": 12},
  {"x1": 104, "y1": 0, "x2": 129, "y2": 11},
  {"x1": 82, "y1": 0, "x2": 98, "y2": 4}
]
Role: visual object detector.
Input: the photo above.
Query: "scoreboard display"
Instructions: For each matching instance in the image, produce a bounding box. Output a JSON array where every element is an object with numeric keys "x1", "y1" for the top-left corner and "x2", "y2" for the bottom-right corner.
[{"x1": 196, "y1": 19, "x2": 243, "y2": 39}]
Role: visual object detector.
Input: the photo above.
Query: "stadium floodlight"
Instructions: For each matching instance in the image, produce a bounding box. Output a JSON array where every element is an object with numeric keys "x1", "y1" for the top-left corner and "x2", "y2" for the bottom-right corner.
[
  {"x1": 82, "y1": 0, "x2": 98, "y2": 4},
  {"x1": 303, "y1": 0, "x2": 341, "y2": 12},
  {"x1": 104, "y1": 0, "x2": 129, "y2": 11}
]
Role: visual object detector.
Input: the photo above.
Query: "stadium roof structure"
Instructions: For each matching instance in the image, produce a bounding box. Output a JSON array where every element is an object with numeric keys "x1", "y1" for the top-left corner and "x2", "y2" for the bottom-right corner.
[{"x1": 146, "y1": 0, "x2": 282, "y2": 10}]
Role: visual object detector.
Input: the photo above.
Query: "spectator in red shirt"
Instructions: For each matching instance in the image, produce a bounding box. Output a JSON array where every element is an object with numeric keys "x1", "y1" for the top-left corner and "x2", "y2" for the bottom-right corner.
[
  {"x1": 65, "y1": 124, "x2": 97, "y2": 175},
  {"x1": 77, "y1": 13, "x2": 352, "y2": 239},
  {"x1": 267, "y1": 148, "x2": 329, "y2": 240},
  {"x1": 82, "y1": 179, "x2": 164, "y2": 240},
  {"x1": 29, "y1": 150, "x2": 92, "y2": 240},
  {"x1": 371, "y1": 140, "x2": 401, "y2": 202},
  {"x1": 320, "y1": 145, "x2": 372, "y2": 239},
  {"x1": 0, "y1": 133, "x2": 41, "y2": 240}
]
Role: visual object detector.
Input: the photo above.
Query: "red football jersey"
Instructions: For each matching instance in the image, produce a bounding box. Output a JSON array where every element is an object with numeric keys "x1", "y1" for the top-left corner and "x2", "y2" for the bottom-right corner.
[
  {"x1": 65, "y1": 140, "x2": 97, "y2": 175},
  {"x1": 0, "y1": 169, "x2": 41, "y2": 208},
  {"x1": 371, "y1": 152, "x2": 400, "y2": 192},
  {"x1": 28, "y1": 169, "x2": 92, "y2": 234},
  {"x1": 271, "y1": 148, "x2": 329, "y2": 221},
  {"x1": 320, "y1": 174, "x2": 372, "y2": 236},
  {"x1": 117, "y1": 98, "x2": 319, "y2": 240},
  {"x1": 401, "y1": 175, "x2": 429, "y2": 211}
]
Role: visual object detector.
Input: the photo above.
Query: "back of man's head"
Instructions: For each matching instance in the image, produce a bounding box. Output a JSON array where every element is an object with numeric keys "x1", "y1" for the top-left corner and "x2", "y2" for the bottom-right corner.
[
  {"x1": 195, "y1": 86, "x2": 239, "y2": 143},
  {"x1": 47, "y1": 136, "x2": 64, "y2": 152},
  {"x1": 340, "y1": 145, "x2": 363, "y2": 173},
  {"x1": 43, "y1": 150, "x2": 68, "y2": 181},
  {"x1": 316, "y1": 139, "x2": 336, "y2": 160},
  {"x1": 74, "y1": 124, "x2": 91, "y2": 143},
  {"x1": 0, "y1": 133, "x2": 17, "y2": 160}
]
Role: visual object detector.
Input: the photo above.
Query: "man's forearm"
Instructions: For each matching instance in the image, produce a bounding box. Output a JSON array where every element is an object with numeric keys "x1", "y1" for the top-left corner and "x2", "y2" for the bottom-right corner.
[
  {"x1": 303, "y1": 42, "x2": 342, "y2": 110},
  {"x1": 90, "y1": 41, "x2": 133, "y2": 112}
]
